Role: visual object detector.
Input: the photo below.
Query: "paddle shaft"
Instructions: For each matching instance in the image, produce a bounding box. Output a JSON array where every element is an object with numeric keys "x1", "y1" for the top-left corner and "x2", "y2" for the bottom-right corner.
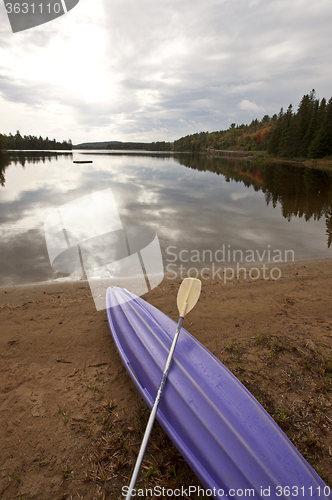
[{"x1": 125, "y1": 316, "x2": 184, "y2": 500}]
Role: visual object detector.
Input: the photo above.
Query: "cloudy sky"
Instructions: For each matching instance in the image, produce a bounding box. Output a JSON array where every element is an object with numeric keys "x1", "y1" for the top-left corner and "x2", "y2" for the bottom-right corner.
[{"x1": 0, "y1": 0, "x2": 331, "y2": 144}]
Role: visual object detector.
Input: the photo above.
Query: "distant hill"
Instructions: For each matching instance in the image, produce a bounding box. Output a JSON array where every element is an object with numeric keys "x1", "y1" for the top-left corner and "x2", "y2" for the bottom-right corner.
[
  {"x1": 73, "y1": 141, "x2": 122, "y2": 149},
  {"x1": 73, "y1": 141, "x2": 172, "y2": 151}
]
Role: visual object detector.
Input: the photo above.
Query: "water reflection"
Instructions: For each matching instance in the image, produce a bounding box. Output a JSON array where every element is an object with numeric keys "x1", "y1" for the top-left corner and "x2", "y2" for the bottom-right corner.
[
  {"x1": 174, "y1": 154, "x2": 332, "y2": 247},
  {"x1": 0, "y1": 153, "x2": 11, "y2": 187},
  {"x1": 0, "y1": 151, "x2": 73, "y2": 186},
  {"x1": 0, "y1": 151, "x2": 331, "y2": 286},
  {"x1": 9, "y1": 150, "x2": 73, "y2": 167}
]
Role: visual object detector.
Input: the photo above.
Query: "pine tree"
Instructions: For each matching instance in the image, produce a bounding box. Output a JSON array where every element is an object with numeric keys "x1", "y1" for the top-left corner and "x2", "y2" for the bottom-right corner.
[
  {"x1": 267, "y1": 108, "x2": 284, "y2": 155},
  {"x1": 309, "y1": 97, "x2": 332, "y2": 158},
  {"x1": 278, "y1": 105, "x2": 295, "y2": 157},
  {"x1": 300, "y1": 98, "x2": 319, "y2": 157},
  {"x1": 297, "y1": 90, "x2": 317, "y2": 157}
]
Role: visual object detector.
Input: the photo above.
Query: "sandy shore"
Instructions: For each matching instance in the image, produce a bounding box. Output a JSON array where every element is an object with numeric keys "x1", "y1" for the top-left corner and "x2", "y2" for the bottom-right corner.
[{"x1": 1, "y1": 260, "x2": 332, "y2": 499}]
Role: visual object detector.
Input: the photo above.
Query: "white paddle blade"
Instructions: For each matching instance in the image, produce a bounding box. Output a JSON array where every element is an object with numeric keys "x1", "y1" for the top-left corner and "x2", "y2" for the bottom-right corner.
[{"x1": 177, "y1": 278, "x2": 201, "y2": 318}]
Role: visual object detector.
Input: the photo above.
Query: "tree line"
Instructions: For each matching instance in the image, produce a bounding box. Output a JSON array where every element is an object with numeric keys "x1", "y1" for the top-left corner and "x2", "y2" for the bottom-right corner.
[
  {"x1": 268, "y1": 90, "x2": 332, "y2": 158},
  {"x1": 174, "y1": 115, "x2": 278, "y2": 153},
  {"x1": 174, "y1": 117, "x2": 275, "y2": 153},
  {"x1": 0, "y1": 131, "x2": 72, "y2": 150},
  {"x1": 174, "y1": 90, "x2": 332, "y2": 159},
  {"x1": 105, "y1": 141, "x2": 172, "y2": 151}
]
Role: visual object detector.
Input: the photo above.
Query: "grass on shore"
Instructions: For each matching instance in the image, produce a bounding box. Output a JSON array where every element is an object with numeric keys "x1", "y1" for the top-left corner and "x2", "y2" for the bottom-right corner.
[{"x1": 75, "y1": 329, "x2": 332, "y2": 499}]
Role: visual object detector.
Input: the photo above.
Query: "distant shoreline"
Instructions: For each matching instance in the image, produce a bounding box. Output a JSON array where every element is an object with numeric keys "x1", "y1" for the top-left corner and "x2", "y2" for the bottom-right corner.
[
  {"x1": 73, "y1": 147, "x2": 332, "y2": 170},
  {"x1": 202, "y1": 149, "x2": 332, "y2": 171},
  {"x1": 2, "y1": 148, "x2": 332, "y2": 171}
]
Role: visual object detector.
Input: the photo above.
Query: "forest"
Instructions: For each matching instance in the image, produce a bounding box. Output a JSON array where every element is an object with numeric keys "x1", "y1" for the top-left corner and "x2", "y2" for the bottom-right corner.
[
  {"x1": 74, "y1": 140, "x2": 172, "y2": 151},
  {"x1": 174, "y1": 90, "x2": 332, "y2": 159},
  {"x1": 105, "y1": 141, "x2": 172, "y2": 151},
  {"x1": 0, "y1": 131, "x2": 72, "y2": 150}
]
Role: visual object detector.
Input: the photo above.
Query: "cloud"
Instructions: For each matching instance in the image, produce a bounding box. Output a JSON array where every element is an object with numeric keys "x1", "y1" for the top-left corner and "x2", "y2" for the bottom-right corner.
[
  {"x1": 238, "y1": 100, "x2": 264, "y2": 114},
  {"x1": 0, "y1": 0, "x2": 332, "y2": 142}
]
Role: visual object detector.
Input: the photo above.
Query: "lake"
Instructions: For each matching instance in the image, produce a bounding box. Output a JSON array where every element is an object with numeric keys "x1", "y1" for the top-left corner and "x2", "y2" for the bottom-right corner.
[{"x1": 0, "y1": 150, "x2": 332, "y2": 288}]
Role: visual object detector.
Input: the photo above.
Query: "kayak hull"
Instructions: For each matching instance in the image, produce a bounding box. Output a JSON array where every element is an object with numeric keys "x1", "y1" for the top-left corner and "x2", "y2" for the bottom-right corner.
[{"x1": 106, "y1": 287, "x2": 331, "y2": 500}]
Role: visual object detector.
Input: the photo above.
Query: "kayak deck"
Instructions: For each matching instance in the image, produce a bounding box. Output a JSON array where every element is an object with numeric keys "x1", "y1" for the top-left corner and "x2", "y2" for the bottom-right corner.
[{"x1": 106, "y1": 286, "x2": 331, "y2": 500}]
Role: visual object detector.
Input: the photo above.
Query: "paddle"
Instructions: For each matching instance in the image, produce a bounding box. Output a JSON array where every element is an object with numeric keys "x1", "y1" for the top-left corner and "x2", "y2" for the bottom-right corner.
[{"x1": 125, "y1": 277, "x2": 202, "y2": 500}]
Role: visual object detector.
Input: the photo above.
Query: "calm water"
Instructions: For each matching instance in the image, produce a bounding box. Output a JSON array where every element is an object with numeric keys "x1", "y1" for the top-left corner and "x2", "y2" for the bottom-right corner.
[{"x1": 0, "y1": 150, "x2": 332, "y2": 286}]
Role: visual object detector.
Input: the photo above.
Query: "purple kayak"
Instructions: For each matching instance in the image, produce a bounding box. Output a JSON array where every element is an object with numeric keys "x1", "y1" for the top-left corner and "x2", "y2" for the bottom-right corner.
[{"x1": 106, "y1": 287, "x2": 332, "y2": 500}]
